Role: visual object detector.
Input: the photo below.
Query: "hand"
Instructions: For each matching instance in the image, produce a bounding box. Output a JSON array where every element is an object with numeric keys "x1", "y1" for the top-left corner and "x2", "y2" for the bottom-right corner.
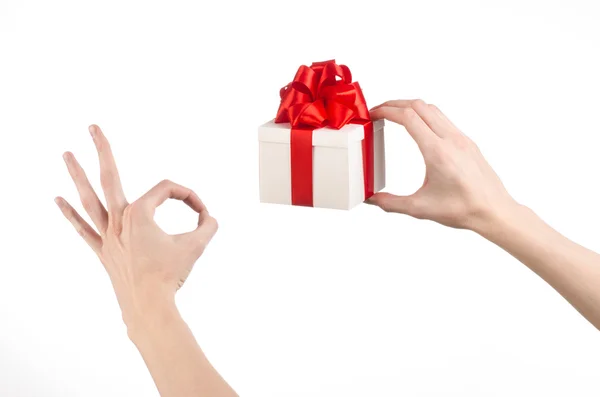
[
  {"x1": 55, "y1": 125, "x2": 218, "y2": 329},
  {"x1": 368, "y1": 99, "x2": 519, "y2": 231}
]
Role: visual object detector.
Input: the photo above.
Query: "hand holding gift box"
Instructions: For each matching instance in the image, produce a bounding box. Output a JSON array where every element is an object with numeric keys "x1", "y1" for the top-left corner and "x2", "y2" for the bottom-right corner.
[{"x1": 258, "y1": 60, "x2": 386, "y2": 210}]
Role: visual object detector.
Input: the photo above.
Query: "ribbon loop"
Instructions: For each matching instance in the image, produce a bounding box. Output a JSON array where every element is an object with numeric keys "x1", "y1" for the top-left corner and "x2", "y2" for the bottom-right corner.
[
  {"x1": 289, "y1": 100, "x2": 328, "y2": 129},
  {"x1": 273, "y1": 60, "x2": 376, "y2": 207},
  {"x1": 275, "y1": 59, "x2": 367, "y2": 129}
]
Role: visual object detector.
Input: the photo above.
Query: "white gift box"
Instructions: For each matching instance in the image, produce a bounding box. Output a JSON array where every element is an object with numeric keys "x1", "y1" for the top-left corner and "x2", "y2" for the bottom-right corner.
[{"x1": 258, "y1": 119, "x2": 385, "y2": 210}]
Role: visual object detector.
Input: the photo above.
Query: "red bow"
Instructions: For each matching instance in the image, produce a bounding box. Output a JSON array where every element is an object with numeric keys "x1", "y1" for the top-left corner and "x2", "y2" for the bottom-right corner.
[
  {"x1": 272, "y1": 60, "x2": 375, "y2": 207},
  {"x1": 275, "y1": 60, "x2": 370, "y2": 129}
]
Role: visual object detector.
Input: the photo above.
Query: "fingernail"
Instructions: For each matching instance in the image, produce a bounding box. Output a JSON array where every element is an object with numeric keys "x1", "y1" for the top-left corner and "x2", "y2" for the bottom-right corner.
[
  {"x1": 62, "y1": 152, "x2": 71, "y2": 163},
  {"x1": 54, "y1": 197, "x2": 62, "y2": 206},
  {"x1": 89, "y1": 125, "x2": 96, "y2": 138}
]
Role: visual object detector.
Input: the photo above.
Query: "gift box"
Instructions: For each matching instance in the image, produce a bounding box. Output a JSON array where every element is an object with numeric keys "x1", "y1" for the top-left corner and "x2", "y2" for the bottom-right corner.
[{"x1": 258, "y1": 60, "x2": 386, "y2": 210}]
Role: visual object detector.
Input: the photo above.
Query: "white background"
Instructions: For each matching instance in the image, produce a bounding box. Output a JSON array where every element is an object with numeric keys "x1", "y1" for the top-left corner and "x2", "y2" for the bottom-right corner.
[{"x1": 1, "y1": 0, "x2": 600, "y2": 396}]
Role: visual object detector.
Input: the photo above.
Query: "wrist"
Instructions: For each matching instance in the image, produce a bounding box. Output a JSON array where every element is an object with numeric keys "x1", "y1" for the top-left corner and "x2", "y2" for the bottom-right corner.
[
  {"x1": 471, "y1": 199, "x2": 532, "y2": 240},
  {"x1": 117, "y1": 286, "x2": 180, "y2": 343}
]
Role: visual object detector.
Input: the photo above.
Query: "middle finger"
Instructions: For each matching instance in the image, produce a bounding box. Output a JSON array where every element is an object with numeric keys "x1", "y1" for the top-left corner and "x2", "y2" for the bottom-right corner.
[
  {"x1": 411, "y1": 99, "x2": 459, "y2": 138},
  {"x1": 63, "y1": 151, "x2": 109, "y2": 233},
  {"x1": 89, "y1": 125, "x2": 128, "y2": 217}
]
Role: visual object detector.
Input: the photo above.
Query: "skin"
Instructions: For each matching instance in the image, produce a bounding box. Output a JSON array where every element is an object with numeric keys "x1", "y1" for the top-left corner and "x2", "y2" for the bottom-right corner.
[
  {"x1": 55, "y1": 125, "x2": 237, "y2": 397},
  {"x1": 56, "y1": 102, "x2": 600, "y2": 395},
  {"x1": 367, "y1": 99, "x2": 600, "y2": 331}
]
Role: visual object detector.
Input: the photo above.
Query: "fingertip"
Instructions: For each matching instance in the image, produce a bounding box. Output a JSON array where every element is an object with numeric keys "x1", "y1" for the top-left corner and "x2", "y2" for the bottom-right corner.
[
  {"x1": 367, "y1": 192, "x2": 409, "y2": 213},
  {"x1": 88, "y1": 124, "x2": 98, "y2": 138},
  {"x1": 369, "y1": 107, "x2": 384, "y2": 121},
  {"x1": 201, "y1": 214, "x2": 219, "y2": 232},
  {"x1": 196, "y1": 216, "x2": 219, "y2": 244},
  {"x1": 365, "y1": 192, "x2": 388, "y2": 206},
  {"x1": 412, "y1": 99, "x2": 428, "y2": 108},
  {"x1": 54, "y1": 196, "x2": 65, "y2": 207},
  {"x1": 62, "y1": 151, "x2": 72, "y2": 162},
  {"x1": 209, "y1": 215, "x2": 218, "y2": 232},
  {"x1": 369, "y1": 112, "x2": 381, "y2": 121},
  {"x1": 365, "y1": 196, "x2": 378, "y2": 205}
]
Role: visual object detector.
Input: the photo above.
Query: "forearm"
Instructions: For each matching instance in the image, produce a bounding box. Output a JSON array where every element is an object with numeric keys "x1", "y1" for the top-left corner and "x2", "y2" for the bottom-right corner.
[
  {"x1": 476, "y1": 204, "x2": 600, "y2": 329},
  {"x1": 126, "y1": 296, "x2": 237, "y2": 397}
]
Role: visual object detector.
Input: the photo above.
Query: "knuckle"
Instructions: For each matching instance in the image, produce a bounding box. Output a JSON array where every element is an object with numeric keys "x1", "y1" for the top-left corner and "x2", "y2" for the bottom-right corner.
[
  {"x1": 378, "y1": 106, "x2": 390, "y2": 117},
  {"x1": 377, "y1": 199, "x2": 393, "y2": 213},
  {"x1": 409, "y1": 203, "x2": 425, "y2": 219},
  {"x1": 66, "y1": 205, "x2": 77, "y2": 218},
  {"x1": 411, "y1": 99, "x2": 426, "y2": 109},
  {"x1": 76, "y1": 226, "x2": 86, "y2": 238},
  {"x1": 453, "y1": 135, "x2": 471, "y2": 150},
  {"x1": 412, "y1": 212, "x2": 426, "y2": 220},
  {"x1": 80, "y1": 195, "x2": 95, "y2": 212},
  {"x1": 402, "y1": 107, "x2": 417, "y2": 120},
  {"x1": 453, "y1": 134, "x2": 466, "y2": 144},
  {"x1": 159, "y1": 179, "x2": 173, "y2": 187},
  {"x1": 379, "y1": 204, "x2": 392, "y2": 213},
  {"x1": 380, "y1": 108, "x2": 394, "y2": 120}
]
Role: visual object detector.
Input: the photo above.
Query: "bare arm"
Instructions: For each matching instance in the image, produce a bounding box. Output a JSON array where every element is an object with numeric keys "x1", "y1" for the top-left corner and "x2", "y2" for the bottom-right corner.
[
  {"x1": 368, "y1": 99, "x2": 600, "y2": 330},
  {"x1": 56, "y1": 125, "x2": 237, "y2": 397},
  {"x1": 477, "y1": 203, "x2": 600, "y2": 330},
  {"x1": 127, "y1": 297, "x2": 235, "y2": 397}
]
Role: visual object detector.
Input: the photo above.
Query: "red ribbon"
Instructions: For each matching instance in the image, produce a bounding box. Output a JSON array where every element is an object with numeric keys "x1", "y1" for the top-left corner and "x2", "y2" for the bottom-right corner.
[{"x1": 275, "y1": 60, "x2": 374, "y2": 207}]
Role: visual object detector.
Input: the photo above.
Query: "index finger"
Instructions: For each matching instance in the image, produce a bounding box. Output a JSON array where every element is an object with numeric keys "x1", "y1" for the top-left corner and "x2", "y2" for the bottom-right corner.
[
  {"x1": 369, "y1": 99, "x2": 415, "y2": 111},
  {"x1": 370, "y1": 106, "x2": 439, "y2": 150},
  {"x1": 138, "y1": 179, "x2": 207, "y2": 215}
]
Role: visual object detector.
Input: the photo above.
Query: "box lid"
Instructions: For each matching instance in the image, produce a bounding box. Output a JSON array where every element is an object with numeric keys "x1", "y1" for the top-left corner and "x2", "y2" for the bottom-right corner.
[{"x1": 258, "y1": 119, "x2": 384, "y2": 148}]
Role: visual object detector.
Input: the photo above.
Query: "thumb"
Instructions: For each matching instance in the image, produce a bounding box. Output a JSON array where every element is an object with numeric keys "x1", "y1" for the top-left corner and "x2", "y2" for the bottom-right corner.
[
  {"x1": 175, "y1": 214, "x2": 219, "y2": 256},
  {"x1": 366, "y1": 192, "x2": 418, "y2": 216}
]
